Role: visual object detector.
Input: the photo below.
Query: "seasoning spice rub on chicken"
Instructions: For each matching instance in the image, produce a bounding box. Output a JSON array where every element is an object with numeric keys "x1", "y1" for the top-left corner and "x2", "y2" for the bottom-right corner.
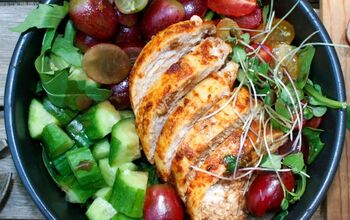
[{"x1": 129, "y1": 17, "x2": 287, "y2": 220}]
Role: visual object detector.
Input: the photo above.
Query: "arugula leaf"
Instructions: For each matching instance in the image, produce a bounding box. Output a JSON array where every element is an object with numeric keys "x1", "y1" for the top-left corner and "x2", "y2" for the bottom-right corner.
[
  {"x1": 273, "y1": 210, "x2": 288, "y2": 220},
  {"x1": 41, "y1": 28, "x2": 57, "y2": 53},
  {"x1": 262, "y1": 5, "x2": 270, "y2": 25},
  {"x1": 232, "y1": 45, "x2": 247, "y2": 63},
  {"x1": 302, "y1": 127, "x2": 325, "y2": 164},
  {"x1": 296, "y1": 46, "x2": 315, "y2": 89},
  {"x1": 42, "y1": 69, "x2": 111, "y2": 110},
  {"x1": 223, "y1": 155, "x2": 237, "y2": 173},
  {"x1": 282, "y1": 152, "x2": 305, "y2": 173},
  {"x1": 64, "y1": 20, "x2": 76, "y2": 44},
  {"x1": 347, "y1": 106, "x2": 350, "y2": 129},
  {"x1": 288, "y1": 171, "x2": 307, "y2": 203},
  {"x1": 280, "y1": 83, "x2": 304, "y2": 106},
  {"x1": 51, "y1": 36, "x2": 82, "y2": 67},
  {"x1": 260, "y1": 154, "x2": 282, "y2": 169},
  {"x1": 11, "y1": 2, "x2": 68, "y2": 32}
]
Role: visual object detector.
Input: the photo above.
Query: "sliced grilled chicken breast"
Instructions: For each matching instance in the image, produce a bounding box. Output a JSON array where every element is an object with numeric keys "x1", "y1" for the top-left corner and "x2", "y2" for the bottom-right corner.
[
  {"x1": 171, "y1": 87, "x2": 251, "y2": 197},
  {"x1": 186, "y1": 120, "x2": 286, "y2": 220},
  {"x1": 129, "y1": 17, "x2": 216, "y2": 112},
  {"x1": 154, "y1": 62, "x2": 239, "y2": 181},
  {"x1": 136, "y1": 37, "x2": 232, "y2": 163}
]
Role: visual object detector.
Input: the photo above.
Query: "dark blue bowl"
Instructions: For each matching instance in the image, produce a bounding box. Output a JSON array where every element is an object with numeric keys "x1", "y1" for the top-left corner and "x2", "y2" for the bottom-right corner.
[{"x1": 5, "y1": 0, "x2": 346, "y2": 219}]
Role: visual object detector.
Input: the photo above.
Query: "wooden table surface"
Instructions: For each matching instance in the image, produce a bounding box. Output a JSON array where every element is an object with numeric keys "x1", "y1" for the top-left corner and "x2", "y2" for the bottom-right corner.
[{"x1": 0, "y1": 0, "x2": 347, "y2": 219}]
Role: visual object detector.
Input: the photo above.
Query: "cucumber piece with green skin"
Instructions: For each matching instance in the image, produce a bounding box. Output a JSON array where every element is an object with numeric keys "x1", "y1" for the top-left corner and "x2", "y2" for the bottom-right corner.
[
  {"x1": 52, "y1": 153, "x2": 72, "y2": 176},
  {"x1": 99, "y1": 159, "x2": 138, "y2": 187},
  {"x1": 65, "y1": 116, "x2": 94, "y2": 148},
  {"x1": 42, "y1": 150, "x2": 95, "y2": 203},
  {"x1": 120, "y1": 110, "x2": 135, "y2": 119},
  {"x1": 86, "y1": 197, "x2": 117, "y2": 220},
  {"x1": 109, "y1": 170, "x2": 148, "y2": 218},
  {"x1": 94, "y1": 187, "x2": 112, "y2": 201},
  {"x1": 43, "y1": 97, "x2": 78, "y2": 125},
  {"x1": 109, "y1": 118, "x2": 141, "y2": 166},
  {"x1": 66, "y1": 147, "x2": 106, "y2": 188},
  {"x1": 42, "y1": 123, "x2": 75, "y2": 159},
  {"x1": 92, "y1": 138, "x2": 110, "y2": 160},
  {"x1": 28, "y1": 99, "x2": 59, "y2": 139},
  {"x1": 81, "y1": 101, "x2": 121, "y2": 140}
]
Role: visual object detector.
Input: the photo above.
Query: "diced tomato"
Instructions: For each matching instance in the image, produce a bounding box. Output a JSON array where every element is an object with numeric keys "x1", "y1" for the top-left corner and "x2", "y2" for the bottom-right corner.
[
  {"x1": 305, "y1": 117, "x2": 323, "y2": 129},
  {"x1": 247, "y1": 43, "x2": 273, "y2": 63},
  {"x1": 233, "y1": 6, "x2": 262, "y2": 29},
  {"x1": 208, "y1": 0, "x2": 257, "y2": 17}
]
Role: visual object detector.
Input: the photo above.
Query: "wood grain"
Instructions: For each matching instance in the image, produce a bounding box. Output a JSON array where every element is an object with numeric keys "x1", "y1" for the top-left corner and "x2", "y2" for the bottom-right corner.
[{"x1": 320, "y1": 1, "x2": 350, "y2": 220}]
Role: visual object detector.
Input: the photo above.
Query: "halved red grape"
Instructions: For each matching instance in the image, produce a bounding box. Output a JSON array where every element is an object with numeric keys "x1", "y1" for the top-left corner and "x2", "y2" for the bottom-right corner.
[
  {"x1": 178, "y1": 0, "x2": 207, "y2": 19},
  {"x1": 75, "y1": 31, "x2": 109, "y2": 53},
  {"x1": 83, "y1": 43, "x2": 131, "y2": 84}
]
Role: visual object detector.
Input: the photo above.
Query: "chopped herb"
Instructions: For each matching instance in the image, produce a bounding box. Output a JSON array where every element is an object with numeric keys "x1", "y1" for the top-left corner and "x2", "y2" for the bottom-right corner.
[{"x1": 223, "y1": 155, "x2": 237, "y2": 173}]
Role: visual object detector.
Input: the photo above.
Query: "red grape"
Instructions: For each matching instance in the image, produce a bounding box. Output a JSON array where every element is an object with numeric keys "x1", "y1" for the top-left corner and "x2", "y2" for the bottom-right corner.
[
  {"x1": 116, "y1": 8, "x2": 140, "y2": 27},
  {"x1": 144, "y1": 184, "x2": 185, "y2": 220},
  {"x1": 118, "y1": 42, "x2": 144, "y2": 64},
  {"x1": 208, "y1": 0, "x2": 257, "y2": 17},
  {"x1": 142, "y1": 0, "x2": 185, "y2": 40},
  {"x1": 233, "y1": 6, "x2": 262, "y2": 29},
  {"x1": 75, "y1": 31, "x2": 109, "y2": 53},
  {"x1": 109, "y1": 77, "x2": 131, "y2": 110},
  {"x1": 178, "y1": 0, "x2": 207, "y2": 19},
  {"x1": 115, "y1": 25, "x2": 144, "y2": 44},
  {"x1": 247, "y1": 171, "x2": 295, "y2": 217}
]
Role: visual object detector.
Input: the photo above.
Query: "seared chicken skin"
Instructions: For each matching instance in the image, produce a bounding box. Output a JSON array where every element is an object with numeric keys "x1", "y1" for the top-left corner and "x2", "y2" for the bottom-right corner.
[
  {"x1": 129, "y1": 17, "x2": 215, "y2": 112},
  {"x1": 136, "y1": 37, "x2": 232, "y2": 163},
  {"x1": 154, "y1": 62, "x2": 239, "y2": 181},
  {"x1": 171, "y1": 87, "x2": 251, "y2": 197}
]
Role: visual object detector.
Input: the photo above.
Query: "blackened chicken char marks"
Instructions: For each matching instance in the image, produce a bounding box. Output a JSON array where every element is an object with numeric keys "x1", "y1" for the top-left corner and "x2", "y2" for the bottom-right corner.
[{"x1": 135, "y1": 37, "x2": 232, "y2": 163}]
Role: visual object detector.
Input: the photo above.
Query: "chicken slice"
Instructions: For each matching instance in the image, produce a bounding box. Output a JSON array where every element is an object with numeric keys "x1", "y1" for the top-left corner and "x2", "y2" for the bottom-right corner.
[
  {"x1": 136, "y1": 37, "x2": 232, "y2": 163},
  {"x1": 129, "y1": 17, "x2": 216, "y2": 112},
  {"x1": 154, "y1": 62, "x2": 239, "y2": 181},
  {"x1": 186, "y1": 120, "x2": 286, "y2": 220},
  {"x1": 171, "y1": 87, "x2": 251, "y2": 197}
]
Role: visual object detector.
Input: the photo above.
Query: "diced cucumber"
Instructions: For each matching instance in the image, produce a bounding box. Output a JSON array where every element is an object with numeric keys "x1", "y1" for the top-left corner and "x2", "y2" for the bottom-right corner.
[
  {"x1": 86, "y1": 197, "x2": 117, "y2": 220},
  {"x1": 42, "y1": 149, "x2": 95, "y2": 203},
  {"x1": 109, "y1": 170, "x2": 148, "y2": 218},
  {"x1": 109, "y1": 118, "x2": 141, "y2": 166},
  {"x1": 65, "y1": 116, "x2": 94, "y2": 148},
  {"x1": 94, "y1": 187, "x2": 112, "y2": 201},
  {"x1": 81, "y1": 101, "x2": 121, "y2": 140},
  {"x1": 43, "y1": 97, "x2": 78, "y2": 125},
  {"x1": 99, "y1": 159, "x2": 117, "y2": 187},
  {"x1": 120, "y1": 110, "x2": 135, "y2": 119},
  {"x1": 52, "y1": 154, "x2": 72, "y2": 176},
  {"x1": 66, "y1": 147, "x2": 106, "y2": 188},
  {"x1": 28, "y1": 99, "x2": 59, "y2": 139},
  {"x1": 62, "y1": 175, "x2": 96, "y2": 204},
  {"x1": 99, "y1": 159, "x2": 138, "y2": 187},
  {"x1": 111, "y1": 213, "x2": 141, "y2": 220},
  {"x1": 42, "y1": 123, "x2": 74, "y2": 159},
  {"x1": 92, "y1": 138, "x2": 110, "y2": 160}
]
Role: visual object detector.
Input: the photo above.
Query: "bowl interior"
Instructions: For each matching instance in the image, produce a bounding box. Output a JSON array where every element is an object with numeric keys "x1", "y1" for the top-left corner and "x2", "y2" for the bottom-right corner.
[{"x1": 5, "y1": 0, "x2": 346, "y2": 219}]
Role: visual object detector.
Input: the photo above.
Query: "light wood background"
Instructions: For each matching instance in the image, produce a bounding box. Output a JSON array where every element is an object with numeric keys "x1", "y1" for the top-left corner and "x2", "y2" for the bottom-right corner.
[{"x1": 0, "y1": 0, "x2": 347, "y2": 219}]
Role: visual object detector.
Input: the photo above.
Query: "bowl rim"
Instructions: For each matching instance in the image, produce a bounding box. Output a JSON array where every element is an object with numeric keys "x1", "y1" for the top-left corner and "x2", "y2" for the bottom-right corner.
[{"x1": 4, "y1": 0, "x2": 346, "y2": 219}]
